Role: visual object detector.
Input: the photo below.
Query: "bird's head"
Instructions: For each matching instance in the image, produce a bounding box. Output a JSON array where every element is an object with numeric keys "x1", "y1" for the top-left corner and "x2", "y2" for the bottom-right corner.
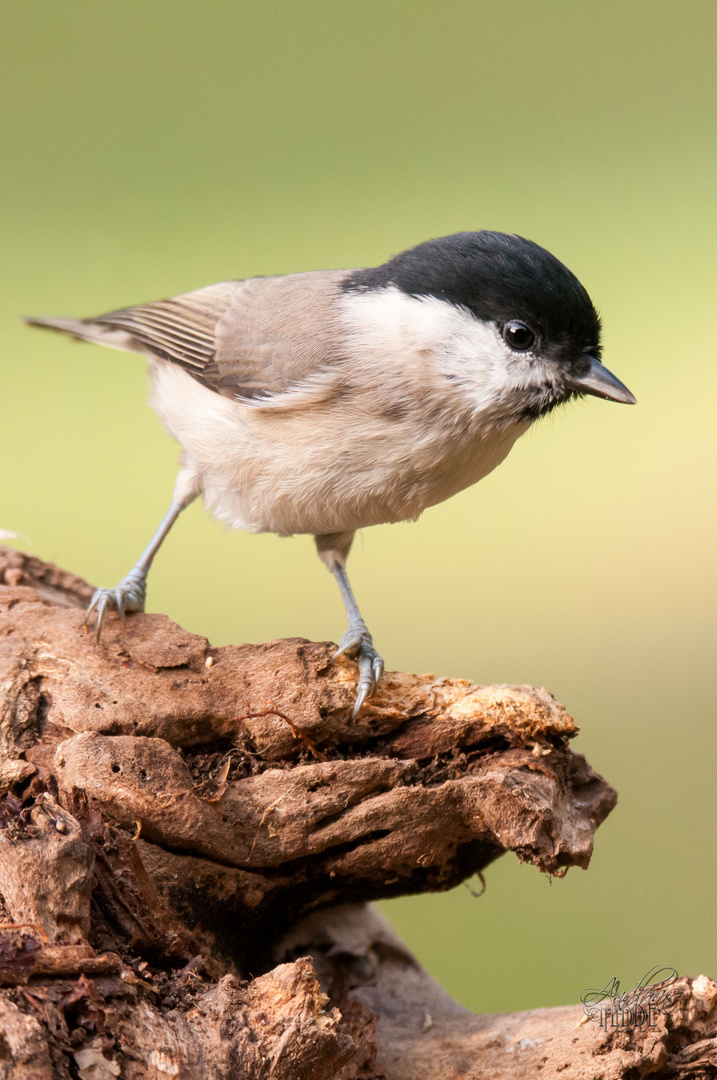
[{"x1": 343, "y1": 231, "x2": 635, "y2": 424}]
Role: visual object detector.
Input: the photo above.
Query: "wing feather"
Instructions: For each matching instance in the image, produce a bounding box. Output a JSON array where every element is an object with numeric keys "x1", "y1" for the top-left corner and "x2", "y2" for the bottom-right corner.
[
  {"x1": 92, "y1": 283, "x2": 237, "y2": 373},
  {"x1": 29, "y1": 270, "x2": 353, "y2": 407}
]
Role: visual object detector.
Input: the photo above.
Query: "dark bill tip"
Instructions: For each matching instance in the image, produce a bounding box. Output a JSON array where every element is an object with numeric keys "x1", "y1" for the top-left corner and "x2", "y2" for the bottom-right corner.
[{"x1": 569, "y1": 356, "x2": 636, "y2": 405}]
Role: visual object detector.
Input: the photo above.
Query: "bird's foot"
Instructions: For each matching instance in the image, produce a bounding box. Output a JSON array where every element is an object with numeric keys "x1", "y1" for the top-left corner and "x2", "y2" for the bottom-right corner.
[
  {"x1": 84, "y1": 567, "x2": 147, "y2": 641},
  {"x1": 334, "y1": 622, "x2": 384, "y2": 718}
]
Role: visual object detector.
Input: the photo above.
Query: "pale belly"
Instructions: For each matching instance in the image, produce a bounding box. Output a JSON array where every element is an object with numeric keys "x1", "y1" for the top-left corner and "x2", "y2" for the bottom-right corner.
[{"x1": 149, "y1": 360, "x2": 528, "y2": 537}]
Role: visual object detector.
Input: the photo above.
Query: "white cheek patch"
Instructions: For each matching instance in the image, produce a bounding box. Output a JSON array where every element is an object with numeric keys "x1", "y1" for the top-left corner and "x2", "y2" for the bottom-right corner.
[{"x1": 339, "y1": 287, "x2": 559, "y2": 416}]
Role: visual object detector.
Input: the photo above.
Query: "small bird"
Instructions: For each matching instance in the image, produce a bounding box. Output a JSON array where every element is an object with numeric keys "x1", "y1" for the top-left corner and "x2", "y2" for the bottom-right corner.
[{"x1": 28, "y1": 231, "x2": 635, "y2": 715}]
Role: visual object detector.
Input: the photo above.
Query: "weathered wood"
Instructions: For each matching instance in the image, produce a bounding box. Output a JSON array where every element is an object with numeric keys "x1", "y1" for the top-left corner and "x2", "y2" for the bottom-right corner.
[
  {"x1": 278, "y1": 904, "x2": 717, "y2": 1080},
  {"x1": 0, "y1": 949, "x2": 355, "y2": 1080},
  {"x1": 0, "y1": 546, "x2": 713, "y2": 1078}
]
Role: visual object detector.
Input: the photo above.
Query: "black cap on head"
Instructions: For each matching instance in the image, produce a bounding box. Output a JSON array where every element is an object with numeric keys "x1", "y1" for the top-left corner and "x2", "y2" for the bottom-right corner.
[{"x1": 342, "y1": 231, "x2": 601, "y2": 360}]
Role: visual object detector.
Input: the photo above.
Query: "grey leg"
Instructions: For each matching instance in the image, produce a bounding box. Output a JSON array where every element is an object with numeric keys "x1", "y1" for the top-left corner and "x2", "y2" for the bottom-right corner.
[
  {"x1": 315, "y1": 532, "x2": 384, "y2": 717},
  {"x1": 85, "y1": 482, "x2": 197, "y2": 640}
]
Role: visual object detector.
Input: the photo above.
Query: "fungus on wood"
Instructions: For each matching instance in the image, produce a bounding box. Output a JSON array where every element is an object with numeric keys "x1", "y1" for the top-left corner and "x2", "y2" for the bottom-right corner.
[{"x1": 0, "y1": 546, "x2": 715, "y2": 1079}]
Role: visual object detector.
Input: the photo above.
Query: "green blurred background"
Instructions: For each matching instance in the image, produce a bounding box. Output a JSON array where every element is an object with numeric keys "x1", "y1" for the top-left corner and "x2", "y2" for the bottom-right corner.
[{"x1": 2, "y1": 0, "x2": 715, "y2": 1014}]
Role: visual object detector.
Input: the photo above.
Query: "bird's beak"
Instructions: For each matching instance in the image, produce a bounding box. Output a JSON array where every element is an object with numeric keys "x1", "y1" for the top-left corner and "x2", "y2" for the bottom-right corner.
[{"x1": 569, "y1": 356, "x2": 636, "y2": 405}]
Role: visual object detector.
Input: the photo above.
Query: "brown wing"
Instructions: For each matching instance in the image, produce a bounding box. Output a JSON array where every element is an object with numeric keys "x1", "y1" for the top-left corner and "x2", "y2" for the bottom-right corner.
[
  {"x1": 85, "y1": 270, "x2": 351, "y2": 403},
  {"x1": 90, "y1": 282, "x2": 234, "y2": 377}
]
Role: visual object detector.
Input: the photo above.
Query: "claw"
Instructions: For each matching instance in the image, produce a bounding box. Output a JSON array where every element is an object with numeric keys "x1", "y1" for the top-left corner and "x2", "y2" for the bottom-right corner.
[
  {"x1": 333, "y1": 626, "x2": 365, "y2": 660},
  {"x1": 352, "y1": 682, "x2": 371, "y2": 720},
  {"x1": 83, "y1": 569, "x2": 147, "y2": 642},
  {"x1": 372, "y1": 653, "x2": 384, "y2": 685},
  {"x1": 95, "y1": 593, "x2": 111, "y2": 642},
  {"x1": 334, "y1": 622, "x2": 385, "y2": 717},
  {"x1": 84, "y1": 594, "x2": 99, "y2": 621}
]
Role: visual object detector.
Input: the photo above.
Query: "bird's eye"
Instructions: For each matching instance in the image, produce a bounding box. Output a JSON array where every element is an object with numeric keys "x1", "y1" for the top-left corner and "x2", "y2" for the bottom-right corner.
[{"x1": 502, "y1": 320, "x2": 536, "y2": 351}]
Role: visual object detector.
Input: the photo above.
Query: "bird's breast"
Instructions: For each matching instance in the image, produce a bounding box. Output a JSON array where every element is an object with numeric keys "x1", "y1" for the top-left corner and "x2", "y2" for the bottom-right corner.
[{"x1": 148, "y1": 356, "x2": 528, "y2": 537}]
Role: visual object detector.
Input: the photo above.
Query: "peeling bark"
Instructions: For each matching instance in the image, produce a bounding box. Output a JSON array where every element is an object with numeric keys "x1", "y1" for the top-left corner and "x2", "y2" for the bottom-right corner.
[{"x1": 0, "y1": 546, "x2": 713, "y2": 1078}]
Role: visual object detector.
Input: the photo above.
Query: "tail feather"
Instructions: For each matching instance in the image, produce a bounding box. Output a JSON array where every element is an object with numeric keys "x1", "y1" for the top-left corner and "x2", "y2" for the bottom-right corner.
[{"x1": 24, "y1": 315, "x2": 139, "y2": 354}]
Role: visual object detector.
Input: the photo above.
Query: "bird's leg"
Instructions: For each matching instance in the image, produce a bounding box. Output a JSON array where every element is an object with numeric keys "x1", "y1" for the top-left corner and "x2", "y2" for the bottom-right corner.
[
  {"x1": 315, "y1": 532, "x2": 384, "y2": 717},
  {"x1": 85, "y1": 470, "x2": 199, "y2": 640},
  {"x1": 85, "y1": 500, "x2": 189, "y2": 640}
]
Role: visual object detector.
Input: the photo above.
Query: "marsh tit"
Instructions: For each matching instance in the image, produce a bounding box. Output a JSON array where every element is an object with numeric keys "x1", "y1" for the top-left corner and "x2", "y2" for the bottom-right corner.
[{"x1": 28, "y1": 231, "x2": 635, "y2": 715}]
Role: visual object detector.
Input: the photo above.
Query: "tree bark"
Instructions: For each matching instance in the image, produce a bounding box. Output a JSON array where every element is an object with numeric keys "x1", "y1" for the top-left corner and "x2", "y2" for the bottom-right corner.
[{"x1": 0, "y1": 546, "x2": 714, "y2": 1078}]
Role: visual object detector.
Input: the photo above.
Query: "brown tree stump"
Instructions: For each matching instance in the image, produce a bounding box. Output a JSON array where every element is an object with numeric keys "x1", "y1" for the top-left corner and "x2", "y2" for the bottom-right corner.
[{"x1": 0, "y1": 546, "x2": 714, "y2": 1078}]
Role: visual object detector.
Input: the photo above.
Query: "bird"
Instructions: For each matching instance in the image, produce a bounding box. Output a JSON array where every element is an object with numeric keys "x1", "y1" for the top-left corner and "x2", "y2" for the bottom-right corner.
[{"x1": 27, "y1": 230, "x2": 635, "y2": 716}]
